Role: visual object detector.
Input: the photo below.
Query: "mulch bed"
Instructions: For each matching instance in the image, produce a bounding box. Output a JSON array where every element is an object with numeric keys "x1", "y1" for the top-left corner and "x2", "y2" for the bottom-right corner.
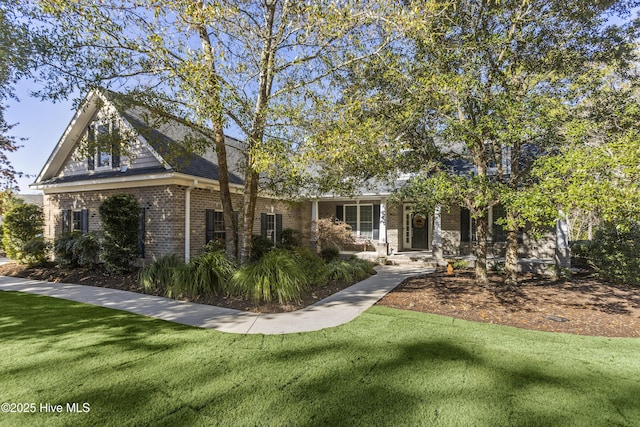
[
  {"x1": 377, "y1": 269, "x2": 640, "y2": 338},
  {"x1": 2, "y1": 263, "x2": 639, "y2": 337},
  {"x1": 0, "y1": 263, "x2": 357, "y2": 314}
]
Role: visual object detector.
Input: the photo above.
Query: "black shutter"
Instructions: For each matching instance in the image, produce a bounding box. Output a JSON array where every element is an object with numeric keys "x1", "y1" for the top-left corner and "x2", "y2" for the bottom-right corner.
[
  {"x1": 261, "y1": 213, "x2": 268, "y2": 237},
  {"x1": 336, "y1": 205, "x2": 344, "y2": 221},
  {"x1": 205, "y1": 209, "x2": 215, "y2": 243},
  {"x1": 276, "y1": 214, "x2": 283, "y2": 245},
  {"x1": 138, "y1": 208, "x2": 146, "y2": 258},
  {"x1": 112, "y1": 148, "x2": 120, "y2": 169},
  {"x1": 62, "y1": 209, "x2": 71, "y2": 234},
  {"x1": 460, "y1": 208, "x2": 470, "y2": 242},
  {"x1": 81, "y1": 209, "x2": 89, "y2": 234},
  {"x1": 373, "y1": 204, "x2": 380, "y2": 240}
]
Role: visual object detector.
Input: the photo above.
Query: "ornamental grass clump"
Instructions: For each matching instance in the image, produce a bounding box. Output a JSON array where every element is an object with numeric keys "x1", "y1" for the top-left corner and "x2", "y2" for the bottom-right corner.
[
  {"x1": 139, "y1": 254, "x2": 185, "y2": 295},
  {"x1": 185, "y1": 250, "x2": 236, "y2": 297},
  {"x1": 230, "y1": 249, "x2": 308, "y2": 304}
]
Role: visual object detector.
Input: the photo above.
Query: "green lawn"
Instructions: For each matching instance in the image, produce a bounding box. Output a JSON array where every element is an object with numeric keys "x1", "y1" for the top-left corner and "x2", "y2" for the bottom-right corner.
[{"x1": 1, "y1": 291, "x2": 639, "y2": 427}]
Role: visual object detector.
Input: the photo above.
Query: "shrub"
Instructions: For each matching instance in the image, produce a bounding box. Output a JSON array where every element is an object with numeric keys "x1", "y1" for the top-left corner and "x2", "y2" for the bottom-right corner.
[
  {"x1": 294, "y1": 247, "x2": 328, "y2": 286},
  {"x1": 326, "y1": 260, "x2": 354, "y2": 283},
  {"x1": 184, "y1": 250, "x2": 236, "y2": 297},
  {"x1": 230, "y1": 249, "x2": 308, "y2": 304},
  {"x1": 316, "y1": 218, "x2": 356, "y2": 251},
  {"x1": 280, "y1": 228, "x2": 301, "y2": 250},
  {"x1": 201, "y1": 239, "x2": 226, "y2": 254},
  {"x1": 99, "y1": 194, "x2": 140, "y2": 274},
  {"x1": 326, "y1": 258, "x2": 375, "y2": 283},
  {"x1": 586, "y1": 223, "x2": 640, "y2": 286},
  {"x1": 251, "y1": 234, "x2": 274, "y2": 261},
  {"x1": 139, "y1": 254, "x2": 185, "y2": 294},
  {"x1": 569, "y1": 240, "x2": 592, "y2": 269},
  {"x1": 74, "y1": 231, "x2": 101, "y2": 268},
  {"x1": 22, "y1": 237, "x2": 50, "y2": 267},
  {"x1": 2, "y1": 203, "x2": 45, "y2": 264},
  {"x1": 319, "y1": 247, "x2": 340, "y2": 263},
  {"x1": 452, "y1": 259, "x2": 469, "y2": 270},
  {"x1": 54, "y1": 232, "x2": 81, "y2": 267}
]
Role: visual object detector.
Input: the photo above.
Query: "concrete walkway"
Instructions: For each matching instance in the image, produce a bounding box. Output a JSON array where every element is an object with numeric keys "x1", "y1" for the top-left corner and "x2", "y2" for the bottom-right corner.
[{"x1": 0, "y1": 266, "x2": 432, "y2": 335}]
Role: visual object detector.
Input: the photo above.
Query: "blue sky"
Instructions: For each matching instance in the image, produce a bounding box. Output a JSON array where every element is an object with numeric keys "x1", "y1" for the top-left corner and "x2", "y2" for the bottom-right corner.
[{"x1": 5, "y1": 79, "x2": 76, "y2": 194}]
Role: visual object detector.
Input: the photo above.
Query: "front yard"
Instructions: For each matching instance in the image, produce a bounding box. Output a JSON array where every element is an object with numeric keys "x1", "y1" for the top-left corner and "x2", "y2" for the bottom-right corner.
[{"x1": 1, "y1": 290, "x2": 639, "y2": 426}]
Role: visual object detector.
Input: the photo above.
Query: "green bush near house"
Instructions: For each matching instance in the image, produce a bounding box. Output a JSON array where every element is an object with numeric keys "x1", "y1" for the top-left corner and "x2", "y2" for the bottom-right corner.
[
  {"x1": 280, "y1": 228, "x2": 301, "y2": 250},
  {"x1": 54, "y1": 231, "x2": 102, "y2": 268},
  {"x1": 139, "y1": 253, "x2": 185, "y2": 294},
  {"x1": 251, "y1": 234, "x2": 275, "y2": 261},
  {"x1": 585, "y1": 222, "x2": 640, "y2": 286},
  {"x1": 2, "y1": 203, "x2": 46, "y2": 264},
  {"x1": 175, "y1": 250, "x2": 236, "y2": 297},
  {"x1": 54, "y1": 232, "x2": 80, "y2": 267},
  {"x1": 327, "y1": 258, "x2": 376, "y2": 283},
  {"x1": 294, "y1": 247, "x2": 329, "y2": 286},
  {"x1": 21, "y1": 237, "x2": 50, "y2": 267},
  {"x1": 319, "y1": 246, "x2": 340, "y2": 263},
  {"x1": 230, "y1": 249, "x2": 308, "y2": 304},
  {"x1": 99, "y1": 193, "x2": 140, "y2": 274}
]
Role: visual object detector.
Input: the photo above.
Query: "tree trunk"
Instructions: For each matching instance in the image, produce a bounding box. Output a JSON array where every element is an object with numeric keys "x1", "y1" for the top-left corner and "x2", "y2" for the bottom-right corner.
[
  {"x1": 213, "y1": 124, "x2": 237, "y2": 260},
  {"x1": 238, "y1": 170, "x2": 259, "y2": 264},
  {"x1": 504, "y1": 217, "x2": 519, "y2": 286},
  {"x1": 475, "y1": 213, "x2": 489, "y2": 285}
]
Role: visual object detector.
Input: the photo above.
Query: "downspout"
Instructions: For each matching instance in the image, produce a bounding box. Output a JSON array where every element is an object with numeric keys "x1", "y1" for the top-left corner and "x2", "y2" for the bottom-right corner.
[{"x1": 185, "y1": 180, "x2": 198, "y2": 262}]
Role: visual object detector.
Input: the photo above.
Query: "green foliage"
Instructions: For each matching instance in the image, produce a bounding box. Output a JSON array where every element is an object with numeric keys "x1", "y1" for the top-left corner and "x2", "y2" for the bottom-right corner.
[
  {"x1": 179, "y1": 250, "x2": 236, "y2": 297},
  {"x1": 99, "y1": 194, "x2": 140, "y2": 274},
  {"x1": 326, "y1": 258, "x2": 375, "y2": 283},
  {"x1": 74, "y1": 231, "x2": 101, "y2": 267},
  {"x1": 140, "y1": 251, "x2": 236, "y2": 299},
  {"x1": 280, "y1": 228, "x2": 301, "y2": 250},
  {"x1": 54, "y1": 231, "x2": 101, "y2": 268},
  {"x1": 230, "y1": 249, "x2": 308, "y2": 304},
  {"x1": 54, "y1": 232, "x2": 80, "y2": 267},
  {"x1": 584, "y1": 223, "x2": 640, "y2": 286},
  {"x1": 201, "y1": 239, "x2": 226, "y2": 254},
  {"x1": 21, "y1": 237, "x2": 50, "y2": 267},
  {"x1": 294, "y1": 247, "x2": 328, "y2": 287},
  {"x1": 319, "y1": 247, "x2": 340, "y2": 263},
  {"x1": 251, "y1": 234, "x2": 274, "y2": 261},
  {"x1": 452, "y1": 259, "x2": 469, "y2": 270},
  {"x1": 139, "y1": 254, "x2": 185, "y2": 294},
  {"x1": 2, "y1": 203, "x2": 44, "y2": 264}
]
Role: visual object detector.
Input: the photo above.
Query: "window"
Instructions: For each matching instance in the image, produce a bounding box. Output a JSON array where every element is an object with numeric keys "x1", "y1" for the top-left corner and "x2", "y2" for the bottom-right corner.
[
  {"x1": 491, "y1": 205, "x2": 507, "y2": 242},
  {"x1": 62, "y1": 209, "x2": 89, "y2": 234},
  {"x1": 460, "y1": 208, "x2": 477, "y2": 242},
  {"x1": 87, "y1": 121, "x2": 121, "y2": 170},
  {"x1": 261, "y1": 213, "x2": 282, "y2": 245},
  {"x1": 343, "y1": 204, "x2": 373, "y2": 238},
  {"x1": 205, "y1": 209, "x2": 226, "y2": 243}
]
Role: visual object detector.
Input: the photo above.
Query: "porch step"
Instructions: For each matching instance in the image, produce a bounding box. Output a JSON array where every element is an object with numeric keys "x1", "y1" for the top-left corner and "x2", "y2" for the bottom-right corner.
[{"x1": 386, "y1": 254, "x2": 438, "y2": 269}]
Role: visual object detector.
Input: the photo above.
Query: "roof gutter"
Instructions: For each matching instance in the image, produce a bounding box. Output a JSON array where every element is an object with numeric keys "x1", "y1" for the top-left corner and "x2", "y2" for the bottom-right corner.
[{"x1": 185, "y1": 179, "x2": 198, "y2": 262}]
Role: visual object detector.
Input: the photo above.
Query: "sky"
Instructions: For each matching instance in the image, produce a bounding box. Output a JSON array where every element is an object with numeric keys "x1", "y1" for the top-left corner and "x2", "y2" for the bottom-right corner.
[{"x1": 5, "y1": 79, "x2": 76, "y2": 194}]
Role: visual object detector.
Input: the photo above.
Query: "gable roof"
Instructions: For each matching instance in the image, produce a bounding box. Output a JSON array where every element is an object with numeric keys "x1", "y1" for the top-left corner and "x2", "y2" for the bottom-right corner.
[{"x1": 32, "y1": 90, "x2": 244, "y2": 187}]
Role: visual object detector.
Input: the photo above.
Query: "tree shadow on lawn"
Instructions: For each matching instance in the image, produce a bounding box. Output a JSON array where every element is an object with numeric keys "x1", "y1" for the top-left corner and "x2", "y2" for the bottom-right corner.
[{"x1": 2, "y1": 291, "x2": 639, "y2": 426}]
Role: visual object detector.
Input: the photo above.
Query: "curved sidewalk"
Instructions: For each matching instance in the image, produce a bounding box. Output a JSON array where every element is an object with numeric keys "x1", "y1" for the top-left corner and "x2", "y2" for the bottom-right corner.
[{"x1": 0, "y1": 266, "x2": 432, "y2": 335}]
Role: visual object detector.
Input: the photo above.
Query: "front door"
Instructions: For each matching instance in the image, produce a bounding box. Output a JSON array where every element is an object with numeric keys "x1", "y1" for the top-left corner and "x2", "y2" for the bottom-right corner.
[{"x1": 403, "y1": 205, "x2": 430, "y2": 250}]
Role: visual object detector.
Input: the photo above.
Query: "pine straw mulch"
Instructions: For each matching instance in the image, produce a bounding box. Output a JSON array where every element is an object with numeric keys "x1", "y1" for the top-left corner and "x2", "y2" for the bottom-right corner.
[
  {"x1": 377, "y1": 268, "x2": 640, "y2": 338},
  {"x1": 2, "y1": 262, "x2": 639, "y2": 337}
]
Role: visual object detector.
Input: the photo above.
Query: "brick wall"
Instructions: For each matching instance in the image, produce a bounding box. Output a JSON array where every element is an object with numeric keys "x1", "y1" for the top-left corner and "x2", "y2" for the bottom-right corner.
[{"x1": 44, "y1": 184, "x2": 312, "y2": 262}]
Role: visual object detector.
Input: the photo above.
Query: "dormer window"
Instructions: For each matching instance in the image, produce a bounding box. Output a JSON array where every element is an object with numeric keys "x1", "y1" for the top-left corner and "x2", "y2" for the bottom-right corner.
[{"x1": 87, "y1": 121, "x2": 121, "y2": 171}]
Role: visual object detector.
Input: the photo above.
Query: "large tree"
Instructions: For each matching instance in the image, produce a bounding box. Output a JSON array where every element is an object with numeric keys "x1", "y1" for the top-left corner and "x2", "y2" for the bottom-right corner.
[
  {"x1": 25, "y1": 0, "x2": 387, "y2": 262},
  {"x1": 0, "y1": 4, "x2": 33, "y2": 208},
  {"x1": 311, "y1": 0, "x2": 639, "y2": 284}
]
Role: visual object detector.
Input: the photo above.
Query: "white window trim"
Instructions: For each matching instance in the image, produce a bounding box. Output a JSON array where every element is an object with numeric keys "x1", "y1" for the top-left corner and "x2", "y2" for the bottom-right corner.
[
  {"x1": 344, "y1": 204, "x2": 373, "y2": 238},
  {"x1": 265, "y1": 213, "x2": 277, "y2": 242}
]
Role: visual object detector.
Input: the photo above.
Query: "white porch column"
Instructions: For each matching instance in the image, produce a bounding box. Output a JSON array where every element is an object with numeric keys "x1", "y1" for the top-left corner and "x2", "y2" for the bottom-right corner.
[
  {"x1": 311, "y1": 200, "x2": 319, "y2": 251},
  {"x1": 432, "y1": 205, "x2": 443, "y2": 263},
  {"x1": 184, "y1": 180, "x2": 198, "y2": 262},
  {"x1": 379, "y1": 199, "x2": 387, "y2": 243}
]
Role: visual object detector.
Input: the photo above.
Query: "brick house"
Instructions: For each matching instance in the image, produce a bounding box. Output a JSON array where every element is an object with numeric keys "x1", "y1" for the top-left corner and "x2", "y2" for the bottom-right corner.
[
  {"x1": 30, "y1": 90, "x2": 310, "y2": 262},
  {"x1": 31, "y1": 90, "x2": 568, "y2": 267}
]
